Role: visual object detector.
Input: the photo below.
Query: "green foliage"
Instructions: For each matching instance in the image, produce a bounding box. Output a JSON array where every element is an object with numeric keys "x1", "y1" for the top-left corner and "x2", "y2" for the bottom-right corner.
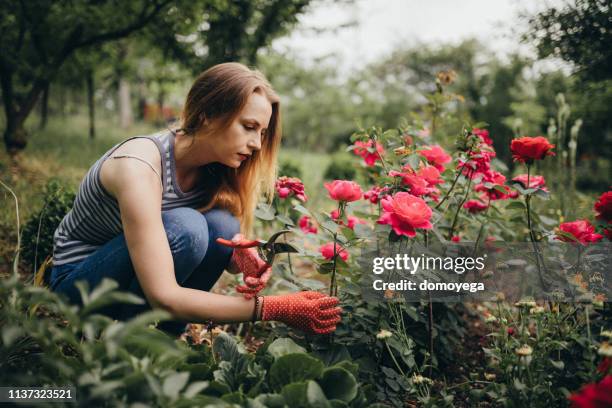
[
  {"x1": 279, "y1": 159, "x2": 303, "y2": 179},
  {"x1": 20, "y1": 179, "x2": 75, "y2": 275},
  {"x1": 0, "y1": 276, "x2": 376, "y2": 406},
  {"x1": 525, "y1": 0, "x2": 612, "y2": 82},
  {"x1": 323, "y1": 153, "x2": 357, "y2": 181}
]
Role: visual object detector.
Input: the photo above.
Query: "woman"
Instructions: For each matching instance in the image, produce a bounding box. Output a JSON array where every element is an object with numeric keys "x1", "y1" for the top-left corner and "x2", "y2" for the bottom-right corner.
[{"x1": 49, "y1": 62, "x2": 341, "y2": 336}]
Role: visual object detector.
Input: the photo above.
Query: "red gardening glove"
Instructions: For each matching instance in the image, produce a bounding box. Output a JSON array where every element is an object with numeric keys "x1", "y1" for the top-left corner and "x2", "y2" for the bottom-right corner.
[
  {"x1": 217, "y1": 233, "x2": 272, "y2": 299},
  {"x1": 261, "y1": 291, "x2": 342, "y2": 335}
]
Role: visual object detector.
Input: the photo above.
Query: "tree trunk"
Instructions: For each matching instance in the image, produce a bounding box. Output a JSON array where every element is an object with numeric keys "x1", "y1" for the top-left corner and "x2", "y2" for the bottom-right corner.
[
  {"x1": 157, "y1": 86, "x2": 165, "y2": 125},
  {"x1": 87, "y1": 69, "x2": 96, "y2": 139},
  {"x1": 118, "y1": 77, "x2": 133, "y2": 129},
  {"x1": 3, "y1": 114, "x2": 29, "y2": 155},
  {"x1": 39, "y1": 83, "x2": 49, "y2": 130}
]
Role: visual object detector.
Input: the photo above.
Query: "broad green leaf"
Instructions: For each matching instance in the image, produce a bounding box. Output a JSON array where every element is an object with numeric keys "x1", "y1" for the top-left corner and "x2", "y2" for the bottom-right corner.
[
  {"x1": 269, "y1": 354, "x2": 325, "y2": 391},
  {"x1": 318, "y1": 367, "x2": 358, "y2": 402},
  {"x1": 162, "y1": 372, "x2": 190, "y2": 399},
  {"x1": 267, "y1": 338, "x2": 307, "y2": 359}
]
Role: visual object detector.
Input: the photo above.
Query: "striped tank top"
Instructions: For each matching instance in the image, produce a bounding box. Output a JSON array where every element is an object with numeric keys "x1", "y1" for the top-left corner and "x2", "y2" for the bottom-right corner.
[{"x1": 52, "y1": 130, "x2": 210, "y2": 266}]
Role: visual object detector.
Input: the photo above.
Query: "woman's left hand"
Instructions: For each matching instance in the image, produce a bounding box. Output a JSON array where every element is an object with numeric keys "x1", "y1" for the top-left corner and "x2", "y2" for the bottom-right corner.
[{"x1": 217, "y1": 233, "x2": 272, "y2": 299}]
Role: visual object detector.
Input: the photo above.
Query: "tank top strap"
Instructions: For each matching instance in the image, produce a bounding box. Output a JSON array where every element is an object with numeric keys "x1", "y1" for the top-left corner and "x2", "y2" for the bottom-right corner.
[{"x1": 109, "y1": 154, "x2": 164, "y2": 190}]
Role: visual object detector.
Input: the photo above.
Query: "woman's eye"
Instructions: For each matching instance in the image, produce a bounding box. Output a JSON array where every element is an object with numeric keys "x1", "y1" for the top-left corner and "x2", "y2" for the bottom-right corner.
[{"x1": 244, "y1": 124, "x2": 256, "y2": 131}]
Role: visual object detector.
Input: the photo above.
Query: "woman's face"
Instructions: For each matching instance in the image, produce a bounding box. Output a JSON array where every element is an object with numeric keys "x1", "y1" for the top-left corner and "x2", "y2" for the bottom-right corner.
[{"x1": 208, "y1": 91, "x2": 273, "y2": 169}]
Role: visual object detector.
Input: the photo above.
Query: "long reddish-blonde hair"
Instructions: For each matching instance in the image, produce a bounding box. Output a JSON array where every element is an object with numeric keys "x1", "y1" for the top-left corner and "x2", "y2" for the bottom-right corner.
[{"x1": 177, "y1": 62, "x2": 281, "y2": 235}]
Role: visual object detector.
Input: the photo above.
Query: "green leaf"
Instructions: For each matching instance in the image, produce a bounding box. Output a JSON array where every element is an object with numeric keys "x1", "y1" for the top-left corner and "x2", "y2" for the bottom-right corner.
[
  {"x1": 267, "y1": 338, "x2": 307, "y2": 359},
  {"x1": 550, "y1": 360, "x2": 565, "y2": 370},
  {"x1": 255, "y1": 203, "x2": 275, "y2": 221},
  {"x1": 293, "y1": 204, "x2": 312, "y2": 216},
  {"x1": 269, "y1": 354, "x2": 325, "y2": 391},
  {"x1": 162, "y1": 372, "x2": 190, "y2": 399},
  {"x1": 321, "y1": 220, "x2": 339, "y2": 234},
  {"x1": 281, "y1": 381, "x2": 330, "y2": 408},
  {"x1": 318, "y1": 367, "x2": 358, "y2": 402},
  {"x1": 183, "y1": 381, "x2": 209, "y2": 398},
  {"x1": 276, "y1": 214, "x2": 295, "y2": 226},
  {"x1": 506, "y1": 201, "x2": 526, "y2": 210}
]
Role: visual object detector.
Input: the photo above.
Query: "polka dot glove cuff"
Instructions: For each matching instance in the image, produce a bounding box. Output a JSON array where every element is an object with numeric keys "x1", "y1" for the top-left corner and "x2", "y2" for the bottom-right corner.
[
  {"x1": 261, "y1": 291, "x2": 342, "y2": 335},
  {"x1": 220, "y1": 233, "x2": 272, "y2": 299}
]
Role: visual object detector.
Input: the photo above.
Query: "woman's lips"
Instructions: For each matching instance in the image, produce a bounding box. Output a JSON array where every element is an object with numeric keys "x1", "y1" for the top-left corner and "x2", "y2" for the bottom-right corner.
[{"x1": 238, "y1": 153, "x2": 249, "y2": 160}]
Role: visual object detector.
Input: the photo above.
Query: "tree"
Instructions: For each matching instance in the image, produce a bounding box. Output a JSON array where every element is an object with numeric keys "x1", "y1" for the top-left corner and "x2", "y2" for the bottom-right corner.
[
  {"x1": 524, "y1": 0, "x2": 612, "y2": 82},
  {"x1": 0, "y1": 0, "x2": 173, "y2": 154}
]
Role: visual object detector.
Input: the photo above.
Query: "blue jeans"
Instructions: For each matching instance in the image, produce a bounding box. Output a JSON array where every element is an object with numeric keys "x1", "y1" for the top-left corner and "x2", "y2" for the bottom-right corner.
[{"x1": 49, "y1": 207, "x2": 240, "y2": 334}]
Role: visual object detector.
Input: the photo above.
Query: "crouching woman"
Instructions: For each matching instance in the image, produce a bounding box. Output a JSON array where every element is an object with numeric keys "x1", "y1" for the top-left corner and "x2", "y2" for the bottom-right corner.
[{"x1": 49, "y1": 62, "x2": 341, "y2": 336}]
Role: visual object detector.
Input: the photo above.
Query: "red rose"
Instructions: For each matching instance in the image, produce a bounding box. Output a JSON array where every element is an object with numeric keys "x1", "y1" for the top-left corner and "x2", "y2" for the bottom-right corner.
[
  {"x1": 451, "y1": 235, "x2": 461, "y2": 242},
  {"x1": 419, "y1": 145, "x2": 452, "y2": 172},
  {"x1": 464, "y1": 199, "x2": 489, "y2": 214},
  {"x1": 319, "y1": 242, "x2": 349, "y2": 261},
  {"x1": 417, "y1": 165, "x2": 443, "y2": 186},
  {"x1": 474, "y1": 171, "x2": 515, "y2": 201},
  {"x1": 556, "y1": 220, "x2": 603, "y2": 244},
  {"x1": 298, "y1": 215, "x2": 317, "y2": 234},
  {"x1": 512, "y1": 174, "x2": 548, "y2": 191},
  {"x1": 377, "y1": 192, "x2": 433, "y2": 238},
  {"x1": 473, "y1": 128, "x2": 492, "y2": 145},
  {"x1": 568, "y1": 375, "x2": 612, "y2": 408},
  {"x1": 457, "y1": 150, "x2": 495, "y2": 179},
  {"x1": 353, "y1": 140, "x2": 385, "y2": 167},
  {"x1": 594, "y1": 191, "x2": 612, "y2": 223},
  {"x1": 324, "y1": 180, "x2": 363, "y2": 202},
  {"x1": 510, "y1": 136, "x2": 555, "y2": 163},
  {"x1": 275, "y1": 176, "x2": 308, "y2": 202}
]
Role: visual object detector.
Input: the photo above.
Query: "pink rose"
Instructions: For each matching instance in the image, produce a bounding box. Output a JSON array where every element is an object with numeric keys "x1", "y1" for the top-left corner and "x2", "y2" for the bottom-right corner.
[
  {"x1": 319, "y1": 242, "x2": 349, "y2": 261},
  {"x1": 364, "y1": 185, "x2": 391, "y2": 204},
  {"x1": 419, "y1": 145, "x2": 451, "y2": 172},
  {"x1": 324, "y1": 180, "x2": 363, "y2": 202},
  {"x1": 353, "y1": 140, "x2": 385, "y2": 166},
  {"x1": 275, "y1": 176, "x2": 308, "y2": 202},
  {"x1": 556, "y1": 220, "x2": 603, "y2": 244},
  {"x1": 464, "y1": 199, "x2": 488, "y2": 214},
  {"x1": 472, "y1": 128, "x2": 492, "y2": 145},
  {"x1": 512, "y1": 174, "x2": 548, "y2": 191},
  {"x1": 377, "y1": 192, "x2": 433, "y2": 237},
  {"x1": 416, "y1": 165, "x2": 443, "y2": 185},
  {"x1": 474, "y1": 171, "x2": 515, "y2": 201},
  {"x1": 298, "y1": 215, "x2": 317, "y2": 234}
]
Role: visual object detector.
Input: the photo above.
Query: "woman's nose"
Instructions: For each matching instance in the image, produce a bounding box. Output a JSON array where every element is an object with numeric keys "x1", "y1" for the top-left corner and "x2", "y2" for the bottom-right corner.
[{"x1": 248, "y1": 134, "x2": 262, "y2": 151}]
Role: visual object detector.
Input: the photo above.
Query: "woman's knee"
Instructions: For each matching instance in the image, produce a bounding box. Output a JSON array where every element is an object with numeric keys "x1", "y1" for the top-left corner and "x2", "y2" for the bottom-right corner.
[
  {"x1": 203, "y1": 208, "x2": 240, "y2": 241},
  {"x1": 162, "y1": 207, "x2": 209, "y2": 264}
]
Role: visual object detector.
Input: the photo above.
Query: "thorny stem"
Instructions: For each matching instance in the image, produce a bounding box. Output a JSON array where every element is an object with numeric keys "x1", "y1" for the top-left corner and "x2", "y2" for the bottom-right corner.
[
  {"x1": 447, "y1": 170, "x2": 474, "y2": 240},
  {"x1": 371, "y1": 135, "x2": 389, "y2": 173},
  {"x1": 472, "y1": 195, "x2": 492, "y2": 255},
  {"x1": 525, "y1": 164, "x2": 549, "y2": 296},
  {"x1": 435, "y1": 147, "x2": 473, "y2": 211},
  {"x1": 329, "y1": 202, "x2": 345, "y2": 297}
]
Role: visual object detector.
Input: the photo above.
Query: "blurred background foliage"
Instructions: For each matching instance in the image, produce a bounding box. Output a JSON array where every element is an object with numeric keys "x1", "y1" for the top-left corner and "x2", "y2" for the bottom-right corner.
[{"x1": 0, "y1": 0, "x2": 610, "y2": 238}]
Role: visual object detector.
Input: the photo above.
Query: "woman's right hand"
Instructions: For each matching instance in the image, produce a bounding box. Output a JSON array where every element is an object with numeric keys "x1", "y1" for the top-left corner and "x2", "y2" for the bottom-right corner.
[{"x1": 260, "y1": 291, "x2": 342, "y2": 334}]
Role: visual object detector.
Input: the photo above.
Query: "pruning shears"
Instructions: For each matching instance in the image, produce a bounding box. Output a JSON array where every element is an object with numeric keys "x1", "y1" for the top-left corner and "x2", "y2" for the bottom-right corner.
[{"x1": 216, "y1": 230, "x2": 299, "y2": 266}]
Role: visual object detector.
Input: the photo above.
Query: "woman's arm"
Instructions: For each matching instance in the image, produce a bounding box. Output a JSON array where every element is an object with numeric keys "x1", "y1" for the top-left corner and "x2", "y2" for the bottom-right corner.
[{"x1": 104, "y1": 156, "x2": 255, "y2": 324}]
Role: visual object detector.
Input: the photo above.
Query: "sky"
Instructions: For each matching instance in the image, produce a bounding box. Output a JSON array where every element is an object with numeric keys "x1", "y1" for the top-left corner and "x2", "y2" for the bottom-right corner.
[{"x1": 272, "y1": 0, "x2": 568, "y2": 76}]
